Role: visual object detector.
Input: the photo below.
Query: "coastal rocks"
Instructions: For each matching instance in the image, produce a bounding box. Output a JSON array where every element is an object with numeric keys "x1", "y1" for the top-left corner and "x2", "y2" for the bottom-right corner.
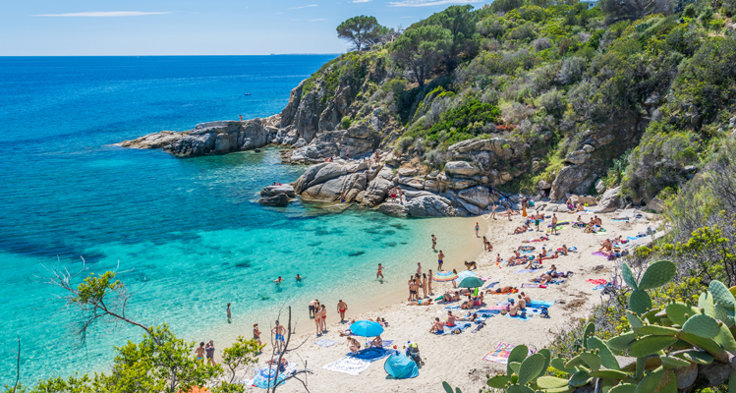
[
  {"x1": 447, "y1": 138, "x2": 531, "y2": 187},
  {"x1": 596, "y1": 187, "x2": 623, "y2": 213},
  {"x1": 116, "y1": 116, "x2": 280, "y2": 158},
  {"x1": 259, "y1": 184, "x2": 296, "y2": 207},
  {"x1": 377, "y1": 202, "x2": 408, "y2": 217},
  {"x1": 444, "y1": 161, "x2": 480, "y2": 177},
  {"x1": 404, "y1": 194, "x2": 456, "y2": 217},
  {"x1": 457, "y1": 186, "x2": 495, "y2": 209},
  {"x1": 549, "y1": 165, "x2": 597, "y2": 201}
]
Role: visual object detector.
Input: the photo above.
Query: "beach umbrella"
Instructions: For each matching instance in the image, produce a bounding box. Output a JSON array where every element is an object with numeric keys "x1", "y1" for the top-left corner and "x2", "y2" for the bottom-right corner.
[
  {"x1": 384, "y1": 353, "x2": 419, "y2": 379},
  {"x1": 457, "y1": 276, "x2": 484, "y2": 288},
  {"x1": 453, "y1": 270, "x2": 477, "y2": 284},
  {"x1": 433, "y1": 271, "x2": 458, "y2": 282},
  {"x1": 350, "y1": 320, "x2": 384, "y2": 337}
]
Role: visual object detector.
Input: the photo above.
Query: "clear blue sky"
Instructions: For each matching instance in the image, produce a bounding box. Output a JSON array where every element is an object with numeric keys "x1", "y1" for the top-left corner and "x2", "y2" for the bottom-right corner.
[{"x1": 1, "y1": 0, "x2": 488, "y2": 55}]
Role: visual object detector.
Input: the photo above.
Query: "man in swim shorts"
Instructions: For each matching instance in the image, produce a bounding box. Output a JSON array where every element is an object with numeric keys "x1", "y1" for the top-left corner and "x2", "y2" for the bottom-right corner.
[
  {"x1": 438, "y1": 250, "x2": 445, "y2": 271},
  {"x1": 273, "y1": 320, "x2": 286, "y2": 352},
  {"x1": 337, "y1": 299, "x2": 348, "y2": 322}
]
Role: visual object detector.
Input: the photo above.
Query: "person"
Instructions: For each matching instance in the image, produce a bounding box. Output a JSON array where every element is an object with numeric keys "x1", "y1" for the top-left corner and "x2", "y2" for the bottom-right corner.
[
  {"x1": 409, "y1": 278, "x2": 419, "y2": 301},
  {"x1": 377, "y1": 264, "x2": 384, "y2": 279},
  {"x1": 427, "y1": 269, "x2": 433, "y2": 295},
  {"x1": 409, "y1": 298, "x2": 433, "y2": 306},
  {"x1": 550, "y1": 214, "x2": 559, "y2": 235},
  {"x1": 337, "y1": 299, "x2": 348, "y2": 323},
  {"x1": 374, "y1": 150, "x2": 380, "y2": 163},
  {"x1": 496, "y1": 254, "x2": 502, "y2": 265},
  {"x1": 475, "y1": 222, "x2": 480, "y2": 237},
  {"x1": 451, "y1": 269, "x2": 459, "y2": 288},
  {"x1": 507, "y1": 299, "x2": 519, "y2": 316},
  {"x1": 490, "y1": 203, "x2": 497, "y2": 220},
  {"x1": 267, "y1": 357, "x2": 289, "y2": 372},
  {"x1": 273, "y1": 320, "x2": 286, "y2": 351},
  {"x1": 309, "y1": 299, "x2": 319, "y2": 319},
  {"x1": 253, "y1": 323, "x2": 262, "y2": 346},
  {"x1": 205, "y1": 340, "x2": 216, "y2": 365},
  {"x1": 521, "y1": 291, "x2": 531, "y2": 305},
  {"x1": 194, "y1": 342, "x2": 205, "y2": 362},
  {"x1": 397, "y1": 186, "x2": 404, "y2": 204},
  {"x1": 416, "y1": 262, "x2": 422, "y2": 276},
  {"x1": 340, "y1": 190, "x2": 345, "y2": 203},
  {"x1": 421, "y1": 273, "x2": 428, "y2": 298},
  {"x1": 446, "y1": 311, "x2": 457, "y2": 327},
  {"x1": 431, "y1": 234, "x2": 437, "y2": 250},
  {"x1": 296, "y1": 274, "x2": 303, "y2": 282},
  {"x1": 274, "y1": 276, "x2": 284, "y2": 284},
  {"x1": 438, "y1": 250, "x2": 445, "y2": 271},
  {"x1": 534, "y1": 215, "x2": 541, "y2": 231},
  {"x1": 369, "y1": 335, "x2": 383, "y2": 348},
  {"x1": 390, "y1": 187, "x2": 397, "y2": 203},
  {"x1": 430, "y1": 317, "x2": 445, "y2": 334},
  {"x1": 513, "y1": 224, "x2": 529, "y2": 234},
  {"x1": 345, "y1": 147, "x2": 350, "y2": 159},
  {"x1": 226, "y1": 303, "x2": 231, "y2": 323},
  {"x1": 239, "y1": 114, "x2": 243, "y2": 122},
  {"x1": 347, "y1": 336, "x2": 361, "y2": 355},
  {"x1": 517, "y1": 295, "x2": 527, "y2": 310},
  {"x1": 320, "y1": 304, "x2": 327, "y2": 333}
]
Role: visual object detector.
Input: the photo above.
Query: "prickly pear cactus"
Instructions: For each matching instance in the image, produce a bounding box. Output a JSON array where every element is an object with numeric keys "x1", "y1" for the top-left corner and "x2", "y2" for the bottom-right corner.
[{"x1": 440, "y1": 260, "x2": 736, "y2": 392}]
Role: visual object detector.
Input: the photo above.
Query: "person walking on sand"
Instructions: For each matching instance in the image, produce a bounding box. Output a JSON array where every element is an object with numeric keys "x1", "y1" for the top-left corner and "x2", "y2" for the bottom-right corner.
[
  {"x1": 431, "y1": 234, "x2": 437, "y2": 251},
  {"x1": 491, "y1": 203, "x2": 497, "y2": 220},
  {"x1": 337, "y1": 299, "x2": 348, "y2": 323},
  {"x1": 438, "y1": 250, "x2": 445, "y2": 271},
  {"x1": 320, "y1": 304, "x2": 328, "y2": 333},
  {"x1": 475, "y1": 222, "x2": 480, "y2": 237},
  {"x1": 195, "y1": 342, "x2": 205, "y2": 362},
  {"x1": 421, "y1": 273, "x2": 428, "y2": 298},
  {"x1": 226, "y1": 303, "x2": 232, "y2": 323},
  {"x1": 273, "y1": 320, "x2": 286, "y2": 352},
  {"x1": 253, "y1": 323, "x2": 262, "y2": 346},
  {"x1": 377, "y1": 264, "x2": 384, "y2": 280},
  {"x1": 205, "y1": 340, "x2": 216, "y2": 366},
  {"x1": 428, "y1": 269, "x2": 434, "y2": 295}
]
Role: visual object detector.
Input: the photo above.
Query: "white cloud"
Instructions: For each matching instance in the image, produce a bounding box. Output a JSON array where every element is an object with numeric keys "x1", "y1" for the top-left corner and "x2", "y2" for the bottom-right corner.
[
  {"x1": 310, "y1": 18, "x2": 327, "y2": 22},
  {"x1": 288, "y1": 4, "x2": 319, "y2": 9},
  {"x1": 352, "y1": 0, "x2": 373, "y2": 3},
  {"x1": 388, "y1": 0, "x2": 481, "y2": 7},
  {"x1": 33, "y1": 11, "x2": 171, "y2": 17}
]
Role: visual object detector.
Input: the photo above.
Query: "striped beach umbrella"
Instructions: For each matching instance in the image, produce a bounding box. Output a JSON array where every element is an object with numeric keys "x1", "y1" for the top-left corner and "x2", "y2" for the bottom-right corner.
[{"x1": 433, "y1": 271, "x2": 458, "y2": 282}]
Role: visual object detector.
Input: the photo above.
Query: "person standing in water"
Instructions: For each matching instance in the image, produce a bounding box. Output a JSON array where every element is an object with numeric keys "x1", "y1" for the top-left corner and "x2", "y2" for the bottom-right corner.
[
  {"x1": 274, "y1": 276, "x2": 284, "y2": 284},
  {"x1": 226, "y1": 303, "x2": 232, "y2": 324},
  {"x1": 337, "y1": 299, "x2": 348, "y2": 323},
  {"x1": 431, "y1": 234, "x2": 437, "y2": 251},
  {"x1": 438, "y1": 250, "x2": 445, "y2": 271},
  {"x1": 377, "y1": 264, "x2": 384, "y2": 279},
  {"x1": 296, "y1": 274, "x2": 303, "y2": 282}
]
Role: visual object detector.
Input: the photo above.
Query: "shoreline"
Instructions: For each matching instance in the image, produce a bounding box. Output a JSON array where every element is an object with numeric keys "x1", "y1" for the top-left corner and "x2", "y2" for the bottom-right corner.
[{"x1": 240, "y1": 206, "x2": 657, "y2": 392}]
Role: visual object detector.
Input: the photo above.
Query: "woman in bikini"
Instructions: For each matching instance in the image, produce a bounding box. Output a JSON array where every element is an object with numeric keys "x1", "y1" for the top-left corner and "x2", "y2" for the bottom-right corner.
[
  {"x1": 194, "y1": 342, "x2": 205, "y2": 362},
  {"x1": 421, "y1": 273, "x2": 428, "y2": 298},
  {"x1": 377, "y1": 264, "x2": 384, "y2": 279},
  {"x1": 347, "y1": 336, "x2": 361, "y2": 355},
  {"x1": 427, "y1": 269, "x2": 433, "y2": 295},
  {"x1": 320, "y1": 304, "x2": 327, "y2": 333},
  {"x1": 314, "y1": 306, "x2": 323, "y2": 335},
  {"x1": 446, "y1": 311, "x2": 457, "y2": 327}
]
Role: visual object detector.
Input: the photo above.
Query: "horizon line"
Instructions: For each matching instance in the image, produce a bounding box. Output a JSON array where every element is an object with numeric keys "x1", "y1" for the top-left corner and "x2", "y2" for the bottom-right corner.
[{"x1": 0, "y1": 53, "x2": 343, "y2": 57}]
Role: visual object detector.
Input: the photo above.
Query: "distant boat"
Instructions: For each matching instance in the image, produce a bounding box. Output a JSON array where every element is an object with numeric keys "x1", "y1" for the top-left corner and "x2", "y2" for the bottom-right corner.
[{"x1": 244, "y1": 93, "x2": 251, "y2": 96}]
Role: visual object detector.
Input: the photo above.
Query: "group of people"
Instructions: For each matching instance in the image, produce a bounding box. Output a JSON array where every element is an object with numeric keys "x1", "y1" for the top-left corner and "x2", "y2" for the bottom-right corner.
[
  {"x1": 194, "y1": 340, "x2": 217, "y2": 365},
  {"x1": 407, "y1": 262, "x2": 433, "y2": 301}
]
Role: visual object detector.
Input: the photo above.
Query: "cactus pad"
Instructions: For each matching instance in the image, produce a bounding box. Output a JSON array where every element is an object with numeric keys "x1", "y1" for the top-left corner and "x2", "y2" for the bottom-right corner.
[
  {"x1": 536, "y1": 376, "x2": 569, "y2": 389},
  {"x1": 519, "y1": 353, "x2": 546, "y2": 385},
  {"x1": 608, "y1": 383, "x2": 636, "y2": 393},
  {"x1": 637, "y1": 260, "x2": 676, "y2": 290},
  {"x1": 629, "y1": 335, "x2": 677, "y2": 357},
  {"x1": 607, "y1": 331, "x2": 637, "y2": 352},
  {"x1": 569, "y1": 370, "x2": 592, "y2": 387},
  {"x1": 682, "y1": 314, "x2": 720, "y2": 338},
  {"x1": 709, "y1": 280, "x2": 735, "y2": 308},
  {"x1": 587, "y1": 336, "x2": 620, "y2": 370},
  {"x1": 621, "y1": 262, "x2": 638, "y2": 289},
  {"x1": 677, "y1": 350, "x2": 714, "y2": 365},
  {"x1": 629, "y1": 289, "x2": 652, "y2": 314},
  {"x1": 665, "y1": 302, "x2": 696, "y2": 325}
]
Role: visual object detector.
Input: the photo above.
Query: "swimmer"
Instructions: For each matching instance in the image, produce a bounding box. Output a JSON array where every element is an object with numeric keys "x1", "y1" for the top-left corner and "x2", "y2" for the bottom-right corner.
[
  {"x1": 295, "y1": 274, "x2": 303, "y2": 282},
  {"x1": 226, "y1": 302, "x2": 232, "y2": 323},
  {"x1": 274, "y1": 276, "x2": 284, "y2": 284}
]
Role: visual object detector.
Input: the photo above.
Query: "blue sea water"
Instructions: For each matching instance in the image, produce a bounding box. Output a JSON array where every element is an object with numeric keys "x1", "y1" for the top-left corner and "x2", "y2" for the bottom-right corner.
[{"x1": 0, "y1": 56, "x2": 467, "y2": 386}]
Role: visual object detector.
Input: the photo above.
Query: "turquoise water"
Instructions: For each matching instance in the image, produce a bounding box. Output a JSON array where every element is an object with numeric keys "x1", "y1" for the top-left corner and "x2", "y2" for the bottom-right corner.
[{"x1": 0, "y1": 56, "x2": 455, "y2": 386}]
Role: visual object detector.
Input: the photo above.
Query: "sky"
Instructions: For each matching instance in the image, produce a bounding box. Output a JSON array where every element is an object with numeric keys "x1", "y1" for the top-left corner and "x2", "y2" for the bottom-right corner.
[{"x1": 1, "y1": 0, "x2": 489, "y2": 56}]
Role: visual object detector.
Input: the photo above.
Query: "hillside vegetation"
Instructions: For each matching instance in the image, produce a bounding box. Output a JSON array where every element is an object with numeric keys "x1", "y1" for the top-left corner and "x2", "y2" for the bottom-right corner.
[{"x1": 303, "y1": 0, "x2": 736, "y2": 204}]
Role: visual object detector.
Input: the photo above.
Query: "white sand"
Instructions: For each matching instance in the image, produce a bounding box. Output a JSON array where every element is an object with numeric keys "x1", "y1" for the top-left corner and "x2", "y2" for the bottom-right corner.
[{"x1": 243, "y1": 207, "x2": 656, "y2": 393}]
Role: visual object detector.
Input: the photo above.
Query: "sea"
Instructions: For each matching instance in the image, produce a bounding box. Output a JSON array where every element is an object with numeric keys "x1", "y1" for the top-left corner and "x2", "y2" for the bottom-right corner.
[{"x1": 0, "y1": 56, "x2": 467, "y2": 386}]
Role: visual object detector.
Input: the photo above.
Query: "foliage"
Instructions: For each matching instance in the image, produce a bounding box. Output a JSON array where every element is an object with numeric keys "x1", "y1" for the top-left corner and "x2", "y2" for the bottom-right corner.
[
  {"x1": 390, "y1": 25, "x2": 452, "y2": 87},
  {"x1": 221, "y1": 336, "x2": 265, "y2": 383},
  {"x1": 423, "y1": 98, "x2": 501, "y2": 147},
  {"x1": 336, "y1": 15, "x2": 388, "y2": 52}
]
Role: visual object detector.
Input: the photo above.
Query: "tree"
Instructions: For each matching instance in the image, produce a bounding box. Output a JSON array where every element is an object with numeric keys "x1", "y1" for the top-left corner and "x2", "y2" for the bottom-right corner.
[
  {"x1": 221, "y1": 337, "x2": 264, "y2": 383},
  {"x1": 419, "y1": 5, "x2": 479, "y2": 68},
  {"x1": 336, "y1": 15, "x2": 387, "y2": 52},
  {"x1": 390, "y1": 25, "x2": 452, "y2": 87}
]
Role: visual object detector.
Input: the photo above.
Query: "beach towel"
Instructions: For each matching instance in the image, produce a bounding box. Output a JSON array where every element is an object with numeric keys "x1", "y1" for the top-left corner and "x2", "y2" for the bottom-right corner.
[
  {"x1": 515, "y1": 268, "x2": 536, "y2": 274},
  {"x1": 363, "y1": 340, "x2": 394, "y2": 349},
  {"x1": 592, "y1": 251, "x2": 607, "y2": 257},
  {"x1": 482, "y1": 343, "x2": 518, "y2": 364},
  {"x1": 612, "y1": 217, "x2": 630, "y2": 222},
  {"x1": 484, "y1": 281, "x2": 500, "y2": 289},
  {"x1": 521, "y1": 283, "x2": 547, "y2": 288},
  {"x1": 323, "y1": 356, "x2": 373, "y2": 375},
  {"x1": 586, "y1": 279, "x2": 607, "y2": 285},
  {"x1": 348, "y1": 347, "x2": 390, "y2": 361},
  {"x1": 314, "y1": 339, "x2": 337, "y2": 348},
  {"x1": 441, "y1": 322, "x2": 472, "y2": 335},
  {"x1": 507, "y1": 313, "x2": 533, "y2": 321},
  {"x1": 487, "y1": 288, "x2": 519, "y2": 294},
  {"x1": 250, "y1": 366, "x2": 294, "y2": 389}
]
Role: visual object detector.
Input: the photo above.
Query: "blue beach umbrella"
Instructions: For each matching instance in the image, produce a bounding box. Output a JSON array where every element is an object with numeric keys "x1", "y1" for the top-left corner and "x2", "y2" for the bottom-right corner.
[{"x1": 349, "y1": 320, "x2": 384, "y2": 337}]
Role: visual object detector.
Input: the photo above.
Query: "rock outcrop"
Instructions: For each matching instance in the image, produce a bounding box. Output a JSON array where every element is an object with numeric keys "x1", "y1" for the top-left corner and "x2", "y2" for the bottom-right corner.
[
  {"x1": 118, "y1": 116, "x2": 280, "y2": 157},
  {"x1": 259, "y1": 184, "x2": 296, "y2": 207}
]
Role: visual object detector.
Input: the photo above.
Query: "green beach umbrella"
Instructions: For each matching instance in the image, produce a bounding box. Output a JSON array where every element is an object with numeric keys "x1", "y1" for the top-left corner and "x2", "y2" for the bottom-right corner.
[{"x1": 457, "y1": 276, "x2": 484, "y2": 288}]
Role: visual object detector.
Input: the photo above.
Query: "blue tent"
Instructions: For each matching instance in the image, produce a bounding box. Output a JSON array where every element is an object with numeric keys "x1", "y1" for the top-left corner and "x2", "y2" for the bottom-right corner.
[{"x1": 384, "y1": 353, "x2": 419, "y2": 379}]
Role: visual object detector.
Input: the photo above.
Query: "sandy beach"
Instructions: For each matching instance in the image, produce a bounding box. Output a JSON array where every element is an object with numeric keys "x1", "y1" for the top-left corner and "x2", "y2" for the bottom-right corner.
[{"x1": 231, "y1": 206, "x2": 657, "y2": 393}]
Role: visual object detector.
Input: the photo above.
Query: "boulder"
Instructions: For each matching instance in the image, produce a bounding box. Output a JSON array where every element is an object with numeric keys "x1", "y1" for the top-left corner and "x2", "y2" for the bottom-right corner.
[
  {"x1": 596, "y1": 187, "x2": 623, "y2": 213},
  {"x1": 565, "y1": 150, "x2": 591, "y2": 165},
  {"x1": 645, "y1": 197, "x2": 665, "y2": 213},
  {"x1": 445, "y1": 161, "x2": 480, "y2": 177},
  {"x1": 405, "y1": 195, "x2": 456, "y2": 217},
  {"x1": 260, "y1": 184, "x2": 296, "y2": 198},
  {"x1": 362, "y1": 177, "x2": 393, "y2": 207},
  {"x1": 377, "y1": 203, "x2": 408, "y2": 217},
  {"x1": 457, "y1": 186, "x2": 494, "y2": 209},
  {"x1": 258, "y1": 193, "x2": 290, "y2": 207},
  {"x1": 549, "y1": 165, "x2": 597, "y2": 201}
]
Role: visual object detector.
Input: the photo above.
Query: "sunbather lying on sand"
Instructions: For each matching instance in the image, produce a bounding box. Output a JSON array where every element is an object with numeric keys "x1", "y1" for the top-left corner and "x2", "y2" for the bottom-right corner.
[
  {"x1": 408, "y1": 298, "x2": 433, "y2": 306},
  {"x1": 486, "y1": 286, "x2": 518, "y2": 294},
  {"x1": 512, "y1": 224, "x2": 529, "y2": 234},
  {"x1": 534, "y1": 265, "x2": 573, "y2": 284},
  {"x1": 522, "y1": 236, "x2": 549, "y2": 243}
]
